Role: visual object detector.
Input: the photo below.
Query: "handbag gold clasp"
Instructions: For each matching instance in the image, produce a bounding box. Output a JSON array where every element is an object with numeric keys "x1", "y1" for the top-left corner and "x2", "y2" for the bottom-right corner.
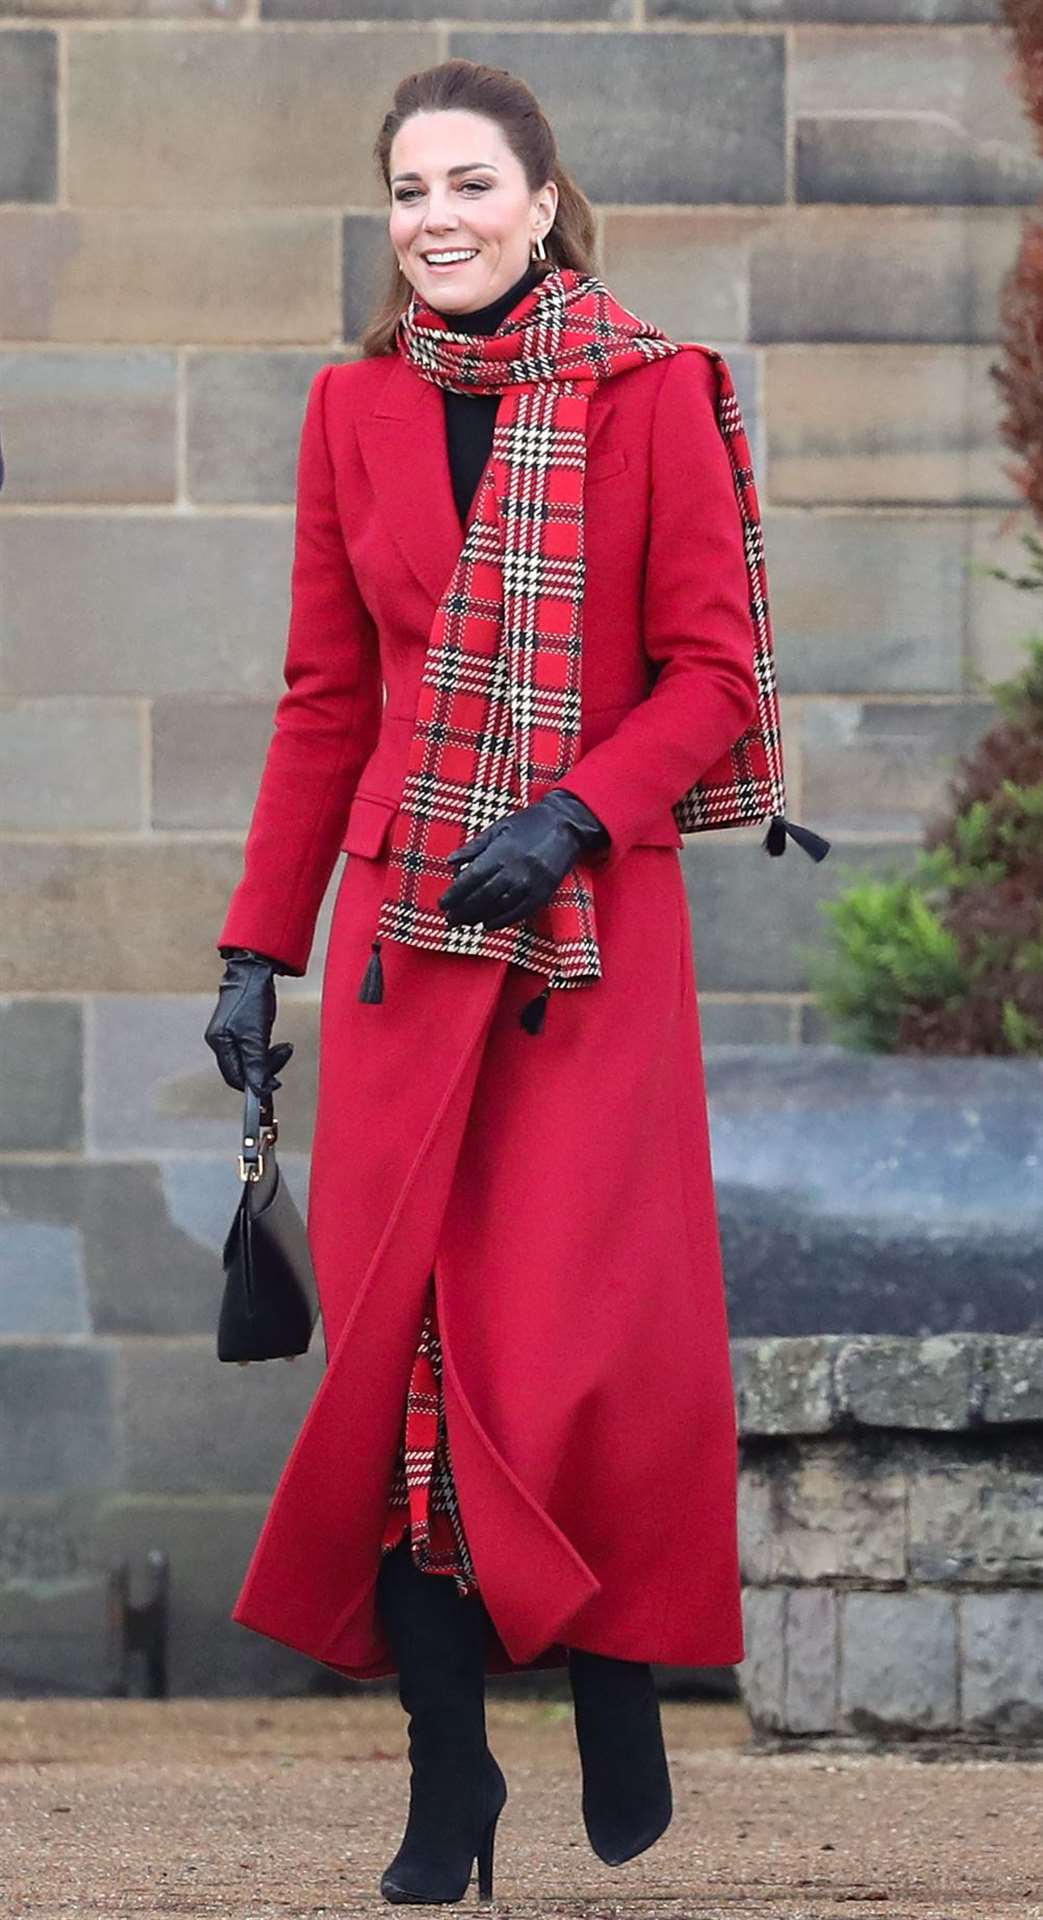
[{"x1": 238, "y1": 1120, "x2": 278, "y2": 1182}]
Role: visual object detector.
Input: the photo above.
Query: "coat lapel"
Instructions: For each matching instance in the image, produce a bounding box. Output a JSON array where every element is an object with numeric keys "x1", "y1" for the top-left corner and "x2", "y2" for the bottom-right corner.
[
  {"x1": 356, "y1": 350, "x2": 613, "y2": 609},
  {"x1": 356, "y1": 354, "x2": 463, "y2": 608}
]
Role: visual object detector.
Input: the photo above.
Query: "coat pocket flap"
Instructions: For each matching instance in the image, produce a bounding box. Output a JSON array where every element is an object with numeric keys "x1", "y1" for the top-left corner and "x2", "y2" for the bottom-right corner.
[
  {"x1": 586, "y1": 447, "x2": 628, "y2": 483},
  {"x1": 342, "y1": 792, "x2": 397, "y2": 859},
  {"x1": 635, "y1": 817, "x2": 683, "y2": 850}
]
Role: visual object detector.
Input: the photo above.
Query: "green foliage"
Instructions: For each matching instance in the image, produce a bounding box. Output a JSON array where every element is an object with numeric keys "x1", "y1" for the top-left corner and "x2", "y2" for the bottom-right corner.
[
  {"x1": 1002, "y1": 1000, "x2": 1043, "y2": 1052},
  {"x1": 807, "y1": 864, "x2": 967, "y2": 1052},
  {"x1": 809, "y1": 533, "x2": 1043, "y2": 1055}
]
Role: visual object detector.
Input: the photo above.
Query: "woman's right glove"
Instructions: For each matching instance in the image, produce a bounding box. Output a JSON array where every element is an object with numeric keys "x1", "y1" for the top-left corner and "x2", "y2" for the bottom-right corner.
[{"x1": 204, "y1": 947, "x2": 294, "y2": 1096}]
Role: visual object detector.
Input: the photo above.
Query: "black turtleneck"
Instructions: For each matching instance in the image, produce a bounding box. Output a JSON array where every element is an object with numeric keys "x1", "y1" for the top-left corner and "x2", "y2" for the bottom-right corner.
[{"x1": 428, "y1": 258, "x2": 546, "y2": 528}]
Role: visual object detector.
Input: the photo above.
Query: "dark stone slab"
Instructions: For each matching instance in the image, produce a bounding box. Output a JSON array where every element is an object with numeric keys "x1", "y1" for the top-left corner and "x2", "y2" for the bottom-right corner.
[
  {"x1": 706, "y1": 1047, "x2": 1043, "y2": 1336},
  {"x1": 681, "y1": 838, "x2": 921, "y2": 995},
  {"x1": 151, "y1": 697, "x2": 278, "y2": 829},
  {"x1": 343, "y1": 213, "x2": 394, "y2": 344},
  {"x1": 0, "y1": 1219, "x2": 89, "y2": 1337},
  {"x1": 796, "y1": 113, "x2": 1043, "y2": 207},
  {"x1": 0, "y1": 999, "x2": 82, "y2": 1150},
  {"x1": 448, "y1": 29, "x2": 786, "y2": 204},
  {"x1": 0, "y1": 1344, "x2": 121, "y2": 1494},
  {"x1": 0, "y1": 1159, "x2": 310, "y2": 1338},
  {"x1": 0, "y1": 31, "x2": 56, "y2": 201},
  {"x1": 801, "y1": 697, "x2": 996, "y2": 836},
  {"x1": 86, "y1": 993, "x2": 317, "y2": 1156},
  {"x1": 762, "y1": 509, "x2": 965, "y2": 693},
  {"x1": 117, "y1": 1337, "x2": 323, "y2": 1494},
  {"x1": 0, "y1": 348, "x2": 176, "y2": 504},
  {"x1": 0, "y1": 839, "x2": 250, "y2": 992},
  {"x1": 268, "y1": 0, "x2": 614, "y2": 14},
  {"x1": 0, "y1": 1630, "x2": 111, "y2": 1698},
  {"x1": 186, "y1": 351, "x2": 344, "y2": 505},
  {"x1": 699, "y1": 998, "x2": 795, "y2": 1046},
  {"x1": 0, "y1": 513, "x2": 292, "y2": 697},
  {"x1": 652, "y1": 0, "x2": 997, "y2": 17},
  {"x1": 748, "y1": 207, "x2": 1013, "y2": 346}
]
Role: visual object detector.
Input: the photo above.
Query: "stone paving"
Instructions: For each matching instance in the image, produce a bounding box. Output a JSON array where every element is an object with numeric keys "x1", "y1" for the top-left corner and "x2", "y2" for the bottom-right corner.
[{"x1": 1, "y1": 1697, "x2": 1040, "y2": 1920}]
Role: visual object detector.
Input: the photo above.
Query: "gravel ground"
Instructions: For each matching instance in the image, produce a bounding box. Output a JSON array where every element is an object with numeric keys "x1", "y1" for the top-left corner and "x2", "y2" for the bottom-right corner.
[{"x1": 1, "y1": 1697, "x2": 1040, "y2": 1920}]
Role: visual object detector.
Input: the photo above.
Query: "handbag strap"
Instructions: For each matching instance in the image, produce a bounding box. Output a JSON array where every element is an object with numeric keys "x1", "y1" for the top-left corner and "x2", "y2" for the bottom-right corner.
[{"x1": 239, "y1": 1085, "x2": 276, "y2": 1183}]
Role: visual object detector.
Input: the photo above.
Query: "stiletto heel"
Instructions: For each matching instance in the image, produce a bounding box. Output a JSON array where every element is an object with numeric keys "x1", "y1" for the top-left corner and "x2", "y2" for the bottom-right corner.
[
  {"x1": 381, "y1": 1752, "x2": 506, "y2": 1904},
  {"x1": 476, "y1": 1802, "x2": 500, "y2": 1901},
  {"x1": 376, "y1": 1542, "x2": 508, "y2": 1905}
]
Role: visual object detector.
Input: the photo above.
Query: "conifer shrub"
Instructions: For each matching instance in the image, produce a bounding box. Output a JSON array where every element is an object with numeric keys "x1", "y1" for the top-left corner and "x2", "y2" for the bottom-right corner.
[{"x1": 807, "y1": 602, "x2": 1043, "y2": 1055}]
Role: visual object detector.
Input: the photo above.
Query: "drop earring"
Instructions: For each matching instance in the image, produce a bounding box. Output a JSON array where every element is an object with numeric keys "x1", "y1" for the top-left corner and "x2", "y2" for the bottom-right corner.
[{"x1": 531, "y1": 230, "x2": 548, "y2": 261}]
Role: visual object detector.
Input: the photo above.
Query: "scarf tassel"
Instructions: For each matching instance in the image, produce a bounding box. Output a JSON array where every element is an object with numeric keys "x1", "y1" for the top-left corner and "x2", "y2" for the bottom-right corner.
[
  {"x1": 358, "y1": 937, "x2": 554, "y2": 1033},
  {"x1": 358, "y1": 937, "x2": 385, "y2": 1004},
  {"x1": 763, "y1": 813, "x2": 831, "y2": 862},
  {"x1": 519, "y1": 984, "x2": 552, "y2": 1035}
]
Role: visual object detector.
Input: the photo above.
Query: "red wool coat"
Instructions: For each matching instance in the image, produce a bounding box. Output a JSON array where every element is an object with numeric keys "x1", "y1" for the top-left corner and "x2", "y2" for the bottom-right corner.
[{"x1": 218, "y1": 341, "x2": 760, "y2": 1681}]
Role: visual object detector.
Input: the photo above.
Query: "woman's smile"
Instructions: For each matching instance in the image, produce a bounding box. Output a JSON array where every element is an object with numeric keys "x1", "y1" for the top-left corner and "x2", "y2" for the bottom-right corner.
[{"x1": 418, "y1": 248, "x2": 480, "y2": 275}]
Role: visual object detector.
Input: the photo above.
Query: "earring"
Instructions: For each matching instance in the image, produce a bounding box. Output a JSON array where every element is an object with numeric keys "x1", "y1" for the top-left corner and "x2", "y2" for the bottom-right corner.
[{"x1": 531, "y1": 230, "x2": 548, "y2": 261}]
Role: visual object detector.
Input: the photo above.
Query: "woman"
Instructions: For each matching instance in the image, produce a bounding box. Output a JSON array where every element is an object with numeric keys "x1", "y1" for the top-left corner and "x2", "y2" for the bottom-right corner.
[{"x1": 205, "y1": 57, "x2": 824, "y2": 1908}]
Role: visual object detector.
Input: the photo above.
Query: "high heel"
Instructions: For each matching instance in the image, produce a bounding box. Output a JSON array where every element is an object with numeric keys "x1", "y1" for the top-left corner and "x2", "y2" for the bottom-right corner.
[
  {"x1": 376, "y1": 1539, "x2": 508, "y2": 1905},
  {"x1": 476, "y1": 1797, "x2": 501, "y2": 1902},
  {"x1": 380, "y1": 1747, "x2": 506, "y2": 1904}
]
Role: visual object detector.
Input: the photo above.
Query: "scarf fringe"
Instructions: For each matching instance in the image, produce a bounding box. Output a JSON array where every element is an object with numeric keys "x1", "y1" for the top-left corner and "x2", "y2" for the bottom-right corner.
[
  {"x1": 358, "y1": 938, "x2": 384, "y2": 1003},
  {"x1": 358, "y1": 933, "x2": 552, "y2": 1036},
  {"x1": 763, "y1": 813, "x2": 831, "y2": 862},
  {"x1": 519, "y1": 984, "x2": 552, "y2": 1035}
]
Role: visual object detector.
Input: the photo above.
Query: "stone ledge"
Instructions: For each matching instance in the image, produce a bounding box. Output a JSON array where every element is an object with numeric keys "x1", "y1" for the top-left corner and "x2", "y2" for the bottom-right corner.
[
  {"x1": 733, "y1": 1334, "x2": 1043, "y2": 1436},
  {"x1": 3, "y1": 1333, "x2": 1038, "y2": 1442}
]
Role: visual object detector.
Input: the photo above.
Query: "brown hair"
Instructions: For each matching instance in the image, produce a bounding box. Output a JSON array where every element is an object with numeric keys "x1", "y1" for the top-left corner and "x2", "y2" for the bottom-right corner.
[{"x1": 359, "y1": 58, "x2": 598, "y2": 359}]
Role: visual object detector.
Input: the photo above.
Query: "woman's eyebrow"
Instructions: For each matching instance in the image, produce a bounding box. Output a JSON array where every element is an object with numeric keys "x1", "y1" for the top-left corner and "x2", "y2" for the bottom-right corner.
[{"x1": 390, "y1": 161, "x2": 500, "y2": 184}]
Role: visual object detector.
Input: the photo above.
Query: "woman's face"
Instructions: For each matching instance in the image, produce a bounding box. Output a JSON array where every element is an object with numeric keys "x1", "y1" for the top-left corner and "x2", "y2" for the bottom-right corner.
[{"x1": 388, "y1": 109, "x2": 556, "y2": 315}]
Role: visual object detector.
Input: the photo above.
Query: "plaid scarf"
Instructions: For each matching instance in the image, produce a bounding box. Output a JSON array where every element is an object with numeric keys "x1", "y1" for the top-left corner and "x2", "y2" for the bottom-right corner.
[{"x1": 358, "y1": 266, "x2": 827, "y2": 1033}]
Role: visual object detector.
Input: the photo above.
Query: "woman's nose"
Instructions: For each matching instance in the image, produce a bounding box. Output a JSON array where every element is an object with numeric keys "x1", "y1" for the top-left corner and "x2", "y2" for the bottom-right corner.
[{"x1": 423, "y1": 192, "x2": 462, "y2": 227}]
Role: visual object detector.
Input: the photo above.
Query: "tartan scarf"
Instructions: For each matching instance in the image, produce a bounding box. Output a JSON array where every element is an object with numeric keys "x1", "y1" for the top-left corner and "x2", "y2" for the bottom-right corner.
[{"x1": 358, "y1": 265, "x2": 827, "y2": 1034}]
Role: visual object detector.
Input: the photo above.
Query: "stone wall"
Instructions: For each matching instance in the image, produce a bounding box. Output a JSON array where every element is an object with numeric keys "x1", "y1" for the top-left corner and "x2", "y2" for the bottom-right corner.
[
  {"x1": 736, "y1": 1334, "x2": 1043, "y2": 1746},
  {"x1": 3, "y1": 1, "x2": 1043, "y2": 1693},
  {"x1": 6, "y1": 1327, "x2": 1041, "y2": 1714}
]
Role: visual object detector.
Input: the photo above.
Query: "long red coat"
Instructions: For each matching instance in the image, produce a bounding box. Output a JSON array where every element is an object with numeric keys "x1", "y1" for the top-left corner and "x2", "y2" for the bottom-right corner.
[{"x1": 218, "y1": 339, "x2": 760, "y2": 1681}]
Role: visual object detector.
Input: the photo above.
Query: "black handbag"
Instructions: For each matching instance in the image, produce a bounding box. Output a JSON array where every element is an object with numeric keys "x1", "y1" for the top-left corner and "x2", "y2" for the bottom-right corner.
[{"x1": 217, "y1": 1086, "x2": 321, "y2": 1363}]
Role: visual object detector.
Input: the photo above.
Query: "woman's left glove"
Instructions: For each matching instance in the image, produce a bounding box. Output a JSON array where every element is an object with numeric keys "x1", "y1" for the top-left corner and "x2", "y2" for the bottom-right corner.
[{"x1": 438, "y1": 788, "x2": 610, "y2": 931}]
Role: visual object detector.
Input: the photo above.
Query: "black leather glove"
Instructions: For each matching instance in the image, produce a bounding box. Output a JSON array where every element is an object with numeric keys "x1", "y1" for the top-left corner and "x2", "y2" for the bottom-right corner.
[
  {"x1": 204, "y1": 947, "x2": 295, "y2": 1096},
  {"x1": 438, "y1": 788, "x2": 610, "y2": 932}
]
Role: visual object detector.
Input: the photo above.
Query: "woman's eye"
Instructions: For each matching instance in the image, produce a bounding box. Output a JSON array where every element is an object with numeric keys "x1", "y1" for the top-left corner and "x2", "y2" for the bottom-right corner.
[{"x1": 394, "y1": 183, "x2": 488, "y2": 202}]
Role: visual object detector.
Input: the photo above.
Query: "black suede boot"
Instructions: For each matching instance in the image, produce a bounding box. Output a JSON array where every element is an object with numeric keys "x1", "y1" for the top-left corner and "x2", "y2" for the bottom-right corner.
[
  {"x1": 376, "y1": 1538, "x2": 507, "y2": 1904},
  {"x1": 566, "y1": 1648, "x2": 673, "y2": 1864}
]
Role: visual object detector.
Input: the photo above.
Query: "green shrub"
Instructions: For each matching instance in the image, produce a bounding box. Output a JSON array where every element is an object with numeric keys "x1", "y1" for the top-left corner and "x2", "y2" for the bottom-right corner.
[{"x1": 807, "y1": 550, "x2": 1043, "y2": 1056}]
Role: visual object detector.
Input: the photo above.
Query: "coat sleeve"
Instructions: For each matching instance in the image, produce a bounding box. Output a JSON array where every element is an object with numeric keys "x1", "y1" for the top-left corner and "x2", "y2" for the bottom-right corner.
[
  {"x1": 216, "y1": 364, "x2": 383, "y2": 974},
  {"x1": 554, "y1": 348, "x2": 761, "y2": 872}
]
